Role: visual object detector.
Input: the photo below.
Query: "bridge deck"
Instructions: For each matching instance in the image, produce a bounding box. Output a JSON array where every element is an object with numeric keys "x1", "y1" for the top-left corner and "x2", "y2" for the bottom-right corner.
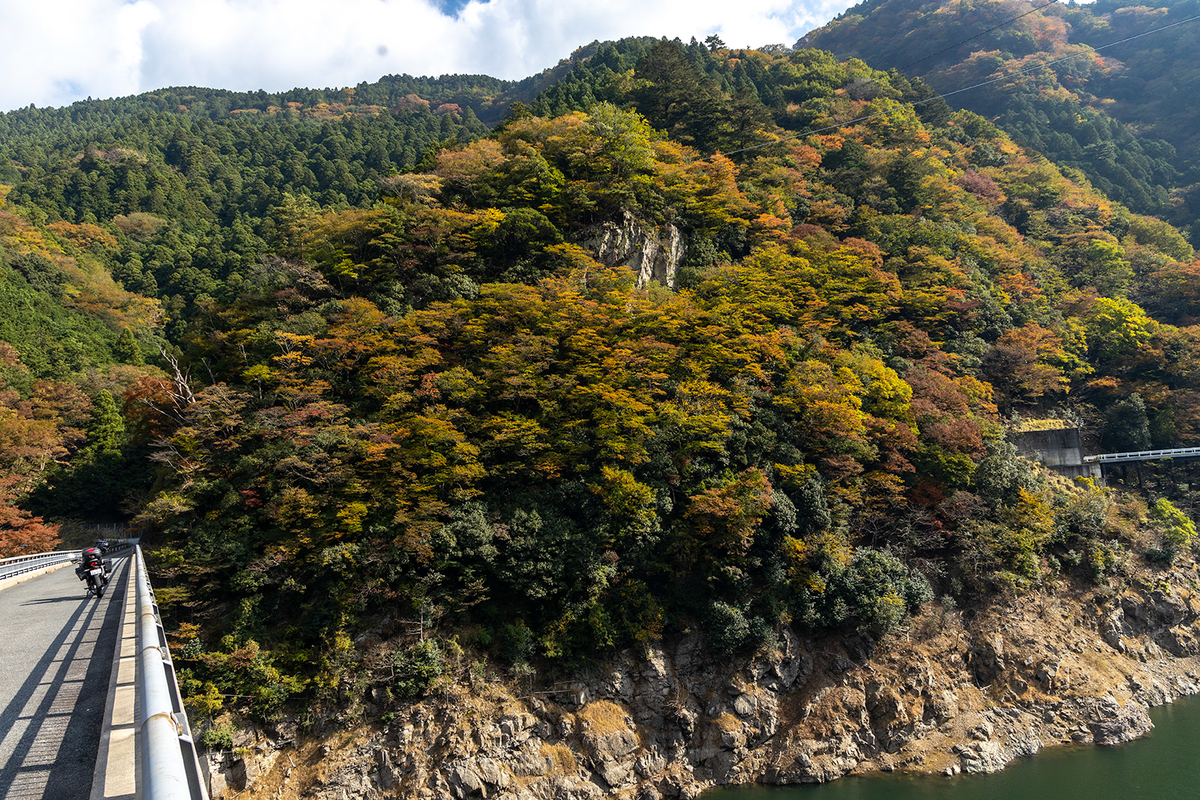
[{"x1": 0, "y1": 556, "x2": 130, "y2": 799}]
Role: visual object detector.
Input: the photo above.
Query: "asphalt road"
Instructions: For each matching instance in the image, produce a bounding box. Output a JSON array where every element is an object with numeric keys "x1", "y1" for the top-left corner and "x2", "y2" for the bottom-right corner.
[{"x1": 0, "y1": 554, "x2": 130, "y2": 800}]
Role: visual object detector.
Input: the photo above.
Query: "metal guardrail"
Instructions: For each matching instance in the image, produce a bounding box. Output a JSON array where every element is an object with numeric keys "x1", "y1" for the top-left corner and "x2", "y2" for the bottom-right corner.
[
  {"x1": 0, "y1": 549, "x2": 77, "y2": 580},
  {"x1": 1084, "y1": 446, "x2": 1200, "y2": 464},
  {"x1": 0, "y1": 540, "x2": 137, "y2": 581},
  {"x1": 135, "y1": 545, "x2": 209, "y2": 800}
]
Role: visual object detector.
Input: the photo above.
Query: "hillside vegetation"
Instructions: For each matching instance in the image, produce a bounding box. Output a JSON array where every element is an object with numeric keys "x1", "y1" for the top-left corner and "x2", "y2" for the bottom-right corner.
[
  {"x1": 802, "y1": 0, "x2": 1200, "y2": 237},
  {"x1": 0, "y1": 36, "x2": 1198, "y2": 726}
]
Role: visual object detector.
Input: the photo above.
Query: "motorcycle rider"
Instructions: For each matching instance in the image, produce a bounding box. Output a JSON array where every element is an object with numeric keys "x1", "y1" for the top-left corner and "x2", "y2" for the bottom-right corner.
[{"x1": 75, "y1": 546, "x2": 109, "y2": 597}]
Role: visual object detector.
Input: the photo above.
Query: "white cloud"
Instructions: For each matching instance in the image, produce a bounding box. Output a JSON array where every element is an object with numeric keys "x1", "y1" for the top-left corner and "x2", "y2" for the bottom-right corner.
[{"x1": 0, "y1": 0, "x2": 857, "y2": 113}]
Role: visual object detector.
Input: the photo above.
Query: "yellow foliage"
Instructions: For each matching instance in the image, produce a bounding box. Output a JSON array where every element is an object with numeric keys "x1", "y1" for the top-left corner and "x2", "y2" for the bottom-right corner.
[
  {"x1": 336, "y1": 501, "x2": 369, "y2": 534},
  {"x1": 590, "y1": 465, "x2": 656, "y2": 524},
  {"x1": 184, "y1": 682, "x2": 224, "y2": 717},
  {"x1": 782, "y1": 535, "x2": 808, "y2": 576}
]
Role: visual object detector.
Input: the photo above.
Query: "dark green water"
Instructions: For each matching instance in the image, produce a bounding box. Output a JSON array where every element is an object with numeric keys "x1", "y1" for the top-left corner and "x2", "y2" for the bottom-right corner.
[{"x1": 708, "y1": 695, "x2": 1200, "y2": 800}]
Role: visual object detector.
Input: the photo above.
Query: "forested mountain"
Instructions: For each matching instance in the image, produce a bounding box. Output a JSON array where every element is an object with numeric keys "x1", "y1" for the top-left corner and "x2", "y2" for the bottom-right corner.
[
  {"x1": 0, "y1": 190, "x2": 167, "y2": 544},
  {"x1": 1, "y1": 33, "x2": 1199, "y2": 730},
  {"x1": 0, "y1": 91, "x2": 494, "y2": 331},
  {"x1": 802, "y1": 0, "x2": 1200, "y2": 239}
]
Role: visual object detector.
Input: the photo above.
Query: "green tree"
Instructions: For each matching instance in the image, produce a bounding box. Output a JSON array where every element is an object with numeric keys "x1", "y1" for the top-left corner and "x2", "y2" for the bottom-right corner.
[
  {"x1": 115, "y1": 327, "x2": 144, "y2": 365},
  {"x1": 633, "y1": 40, "x2": 724, "y2": 151},
  {"x1": 85, "y1": 390, "x2": 126, "y2": 456},
  {"x1": 1103, "y1": 393, "x2": 1151, "y2": 453}
]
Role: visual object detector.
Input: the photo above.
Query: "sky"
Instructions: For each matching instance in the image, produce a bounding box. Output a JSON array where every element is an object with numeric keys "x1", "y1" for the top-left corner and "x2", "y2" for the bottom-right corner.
[{"x1": 0, "y1": 0, "x2": 860, "y2": 114}]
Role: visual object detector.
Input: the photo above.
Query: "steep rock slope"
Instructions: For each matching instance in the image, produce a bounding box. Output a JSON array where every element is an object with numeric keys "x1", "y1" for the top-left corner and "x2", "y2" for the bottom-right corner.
[{"x1": 223, "y1": 557, "x2": 1200, "y2": 800}]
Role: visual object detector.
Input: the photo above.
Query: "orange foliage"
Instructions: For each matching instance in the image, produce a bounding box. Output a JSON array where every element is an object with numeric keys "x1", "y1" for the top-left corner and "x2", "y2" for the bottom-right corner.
[
  {"x1": 684, "y1": 468, "x2": 774, "y2": 559},
  {"x1": 47, "y1": 221, "x2": 119, "y2": 251},
  {"x1": 122, "y1": 375, "x2": 188, "y2": 444},
  {"x1": 983, "y1": 322, "x2": 1069, "y2": 405},
  {"x1": 0, "y1": 476, "x2": 60, "y2": 557}
]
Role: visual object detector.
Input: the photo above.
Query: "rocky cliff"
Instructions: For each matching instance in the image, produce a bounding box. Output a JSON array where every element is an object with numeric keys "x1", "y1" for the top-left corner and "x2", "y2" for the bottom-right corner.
[
  {"x1": 216, "y1": 561, "x2": 1200, "y2": 800},
  {"x1": 578, "y1": 211, "x2": 686, "y2": 289}
]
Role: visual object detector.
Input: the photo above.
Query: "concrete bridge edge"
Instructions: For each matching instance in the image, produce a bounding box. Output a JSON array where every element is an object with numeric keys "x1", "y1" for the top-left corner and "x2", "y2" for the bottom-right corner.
[
  {"x1": 90, "y1": 555, "x2": 139, "y2": 800},
  {"x1": 0, "y1": 561, "x2": 73, "y2": 593}
]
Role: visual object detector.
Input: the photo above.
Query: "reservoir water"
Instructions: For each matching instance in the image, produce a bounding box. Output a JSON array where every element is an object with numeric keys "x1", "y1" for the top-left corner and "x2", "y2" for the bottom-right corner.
[{"x1": 707, "y1": 694, "x2": 1200, "y2": 800}]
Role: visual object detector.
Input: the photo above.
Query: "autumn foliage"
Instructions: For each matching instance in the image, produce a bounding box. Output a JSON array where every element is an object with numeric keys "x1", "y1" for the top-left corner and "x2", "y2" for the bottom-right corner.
[{"x1": 2, "y1": 36, "x2": 1200, "y2": 708}]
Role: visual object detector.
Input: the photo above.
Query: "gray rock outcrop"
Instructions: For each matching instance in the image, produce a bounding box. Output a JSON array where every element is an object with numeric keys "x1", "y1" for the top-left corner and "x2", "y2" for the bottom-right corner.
[
  {"x1": 220, "y1": 564, "x2": 1200, "y2": 800},
  {"x1": 579, "y1": 211, "x2": 685, "y2": 289}
]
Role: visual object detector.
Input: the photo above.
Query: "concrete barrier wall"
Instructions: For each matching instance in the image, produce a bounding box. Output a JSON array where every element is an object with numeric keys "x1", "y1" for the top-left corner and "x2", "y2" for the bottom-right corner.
[
  {"x1": 0, "y1": 560, "x2": 73, "y2": 593},
  {"x1": 1010, "y1": 427, "x2": 1103, "y2": 482},
  {"x1": 1011, "y1": 428, "x2": 1085, "y2": 467}
]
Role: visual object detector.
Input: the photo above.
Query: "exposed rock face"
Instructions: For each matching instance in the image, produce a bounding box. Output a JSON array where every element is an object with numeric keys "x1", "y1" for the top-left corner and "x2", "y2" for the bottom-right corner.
[
  {"x1": 229, "y1": 564, "x2": 1200, "y2": 800},
  {"x1": 579, "y1": 211, "x2": 686, "y2": 289}
]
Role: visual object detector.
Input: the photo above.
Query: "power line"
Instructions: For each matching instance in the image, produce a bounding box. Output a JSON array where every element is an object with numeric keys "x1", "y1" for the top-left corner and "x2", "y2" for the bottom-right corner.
[
  {"x1": 724, "y1": 11, "x2": 1200, "y2": 157},
  {"x1": 897, "y1": 0, "x2": 1060, "y2": 71}
]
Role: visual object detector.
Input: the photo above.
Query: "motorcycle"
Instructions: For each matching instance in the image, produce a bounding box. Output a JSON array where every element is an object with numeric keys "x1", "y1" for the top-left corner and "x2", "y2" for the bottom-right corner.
[{"x1": 75, "y1": 547, "x2": 111, "y2": 599}]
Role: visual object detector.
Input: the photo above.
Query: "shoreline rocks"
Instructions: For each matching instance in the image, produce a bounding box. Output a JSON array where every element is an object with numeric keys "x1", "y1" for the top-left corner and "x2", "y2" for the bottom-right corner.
[{"x1": 224, "y1": 567, "x2": 1200, "y2": 800}]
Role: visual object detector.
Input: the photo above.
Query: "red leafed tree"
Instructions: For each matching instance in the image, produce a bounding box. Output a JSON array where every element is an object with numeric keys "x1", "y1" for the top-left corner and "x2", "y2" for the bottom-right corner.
[
  {"x1": 0, "y1": 476, "x2": 60, "y2": 557},
  {"x1": 683, "y1": 468, "x2": 775, "y2": 564},
  {"x1": 982, "y1": 322, "x2": 1069, "y2": 406}
]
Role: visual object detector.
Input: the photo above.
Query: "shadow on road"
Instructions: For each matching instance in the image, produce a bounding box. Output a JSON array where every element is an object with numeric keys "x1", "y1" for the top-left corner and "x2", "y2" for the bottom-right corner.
[
  {"x1": 0, "y1": 558, "x2": 129, "y2": 799},
  {"x1": 20, "y1": 595, "x2": 100, "y2": 606}
]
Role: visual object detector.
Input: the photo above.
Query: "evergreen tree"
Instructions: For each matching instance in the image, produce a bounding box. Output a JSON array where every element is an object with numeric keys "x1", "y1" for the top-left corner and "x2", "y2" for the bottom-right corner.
[
  {"x1": 633, "y1": 40, "x2": 724, "y2": 152},
  {"x1": 115, "y1": 327, "x2": 144, "y2": 365},
  {"x1": 85, "y1": 390, "x2": 126, "y2": 457},
  {"x1": 1104, "y1": 393, "x2": 1152, "y2": 453}
]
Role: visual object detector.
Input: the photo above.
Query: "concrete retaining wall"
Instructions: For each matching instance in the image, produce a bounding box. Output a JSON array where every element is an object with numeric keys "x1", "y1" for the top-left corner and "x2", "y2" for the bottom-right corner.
[{"x1": 1011, "y1": 427, "x2": 1103, "y2": 482}]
